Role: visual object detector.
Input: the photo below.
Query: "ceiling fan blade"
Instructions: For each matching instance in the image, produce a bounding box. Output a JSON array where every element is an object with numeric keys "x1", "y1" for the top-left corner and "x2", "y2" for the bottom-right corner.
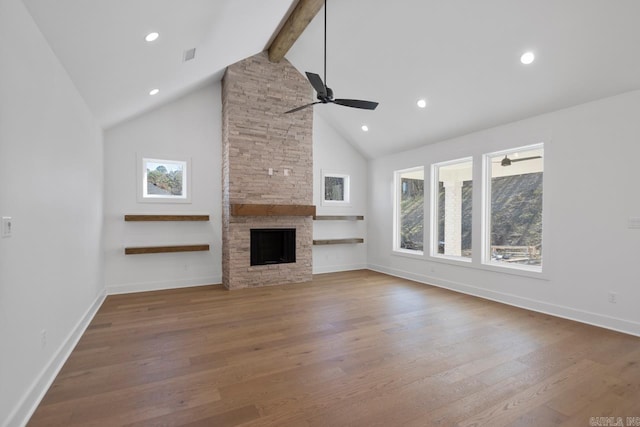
[
  {"x1": 511, "y1": 156, "x2": 542, "y2": 163},
  {"x1": 333, "y1": 99, "x2": 379, "y2": 110},
  {"x1": 284, "y1": 101, "x2": 321, "y2": 114},
  {"x1": 305, "y1": 72, "x2": 327, "y2": 98}
]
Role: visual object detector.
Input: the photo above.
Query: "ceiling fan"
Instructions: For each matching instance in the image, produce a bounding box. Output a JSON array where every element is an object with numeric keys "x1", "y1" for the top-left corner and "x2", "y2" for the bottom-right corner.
[
  {"x1": 494, "y1": 155, "x2": 542, "y2": 166},
  {"x1": 285, "y1": 0, "x2": 379, "y2": 114}
]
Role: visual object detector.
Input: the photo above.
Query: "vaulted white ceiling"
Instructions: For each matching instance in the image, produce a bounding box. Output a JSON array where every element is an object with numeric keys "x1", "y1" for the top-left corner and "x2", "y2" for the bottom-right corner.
[
  {"x1": 22, "y1": 0, "x2": 296, "y2": 128},
  {"x1": 23, "y1": 0, "x2": 640, "y2": 158}
]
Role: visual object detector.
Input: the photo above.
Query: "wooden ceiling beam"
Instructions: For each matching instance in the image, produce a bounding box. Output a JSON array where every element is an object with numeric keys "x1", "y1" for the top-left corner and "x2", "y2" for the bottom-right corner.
[{"x1": 268, "y1": 0, "x2": 324, "y2": 63}]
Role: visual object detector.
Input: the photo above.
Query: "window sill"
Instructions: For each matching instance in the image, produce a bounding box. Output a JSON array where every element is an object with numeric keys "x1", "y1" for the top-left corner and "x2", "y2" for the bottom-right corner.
[
  {"x1": 431, "y1": 254, "x2": 472, "y2": 264},
  {"x1": 392, "y1": 249, "x2": 425, "y2": 260},
  {"x1": 425, "y1": 255, "x2": 549, "y2": 281},
  {"x1": 480, "y1": 261, "x2": 548, "y2": 280}
]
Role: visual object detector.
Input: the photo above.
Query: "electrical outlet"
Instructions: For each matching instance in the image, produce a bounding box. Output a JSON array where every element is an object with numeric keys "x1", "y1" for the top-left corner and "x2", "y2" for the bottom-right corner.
[
  {"x1": 608, "y1": 292, "x2": 617, "y2": 304},
  {"x1": 40, "y1": 329, "x2": 47, "y2": 348}
]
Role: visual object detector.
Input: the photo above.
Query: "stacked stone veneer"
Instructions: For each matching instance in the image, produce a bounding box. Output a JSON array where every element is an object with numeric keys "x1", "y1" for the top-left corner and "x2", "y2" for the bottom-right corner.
[{"x1": 221, "y1": 52, "x2": 313, "y2": 290}]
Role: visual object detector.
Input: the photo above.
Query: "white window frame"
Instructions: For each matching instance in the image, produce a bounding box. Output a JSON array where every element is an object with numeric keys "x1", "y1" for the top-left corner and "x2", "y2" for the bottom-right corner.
[
  {"x1": 321, "y1": 171, "x2": 351, "y2": 206},
  {"x1": 430, "y1": 157, "x2": 473, "y2": 263},
  {"x1": 482, "y1": 143, "x2": 544, "y2": 273},
  {"x1": 137, "y1": 155, "x2": 192, "y2": 203},
  {"x1": 393, "y1": 166, "x2": 425, "y2": 255}
]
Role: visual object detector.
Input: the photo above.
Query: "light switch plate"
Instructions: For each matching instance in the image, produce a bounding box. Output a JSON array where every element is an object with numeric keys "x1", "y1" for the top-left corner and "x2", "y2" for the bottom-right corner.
[
  {"x1": 629, "y1": 217, "x2": 640, "y2": 229},
  {"x1": 1, "y1": 217, "x2": 12, "y2": 237}
]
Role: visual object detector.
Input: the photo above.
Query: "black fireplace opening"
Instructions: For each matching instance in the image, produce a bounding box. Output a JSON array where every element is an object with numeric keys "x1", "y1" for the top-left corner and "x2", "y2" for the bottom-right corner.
[{"x1": 250, "y1": 228, "x2": 296, "y2": 266}]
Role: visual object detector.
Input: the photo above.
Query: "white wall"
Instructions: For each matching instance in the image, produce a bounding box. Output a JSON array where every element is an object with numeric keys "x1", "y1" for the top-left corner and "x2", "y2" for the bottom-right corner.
[
  {"x1": 103, "y1": 85, "x2": 365, "y2": 287},
  {"x1": 0, "y1": 0, "x2": 105, "y2": 425},
  {"x1": 313, "y1": 113, "x2": 367, "y2": 273},
  {"x1": 368, "y1": 90, "x2": 640, "y2": 336},
  {"x1": 103, "y1": 83, "x2": 222, "y2": 293}
]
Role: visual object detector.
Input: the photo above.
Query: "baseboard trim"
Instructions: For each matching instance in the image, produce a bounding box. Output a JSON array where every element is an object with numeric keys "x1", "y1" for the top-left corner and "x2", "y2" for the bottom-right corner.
[
  {"x1": 6, "y1": 289, "x2": 106, "y2": 427},
  {"x1": 312, "y1": 263, "x2": 367, "y2": 274},
  {"x1": 367, "y1": 264, "x2": 640, "y2": 337},
  {"x1": 106, "y1": 276, "x2": 222, "y2": 295}
]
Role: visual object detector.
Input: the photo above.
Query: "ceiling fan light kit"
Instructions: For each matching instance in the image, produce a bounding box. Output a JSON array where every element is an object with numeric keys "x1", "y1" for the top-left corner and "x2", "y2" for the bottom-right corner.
[
  {"x1": 285, "y1": 0, "x2": 378, "y2": 114},
  {"x1": 497, "y1": 155, "x2": 542, "y2": 167}
]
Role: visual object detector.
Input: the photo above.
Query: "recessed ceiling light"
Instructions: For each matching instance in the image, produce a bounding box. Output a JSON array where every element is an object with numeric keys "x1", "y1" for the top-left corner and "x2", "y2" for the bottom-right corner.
[
  {"x1": 149, "y1": 88, "x2": 159, "y2": 96},
  {"x1": 145, "y1": 32, "x2": 159, "y2": 42},
  {"x1": 417, "y1": 99, "x2": 427, "y2": 108},
  {"x1": 520, "y1": 51, "x2": 535, "y2": 65},
  {"x1": 361, "y1": 125, "x2": 369, "y2": 132}
]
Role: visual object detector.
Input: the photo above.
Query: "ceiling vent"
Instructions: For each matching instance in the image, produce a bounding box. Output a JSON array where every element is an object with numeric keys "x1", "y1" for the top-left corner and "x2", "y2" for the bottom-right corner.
[{"x1": 183, "y1": 48, "x2": 196, "y2": 62}]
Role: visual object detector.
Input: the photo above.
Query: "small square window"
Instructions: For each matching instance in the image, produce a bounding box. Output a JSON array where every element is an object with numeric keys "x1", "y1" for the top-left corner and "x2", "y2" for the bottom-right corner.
[
  {"x1": 322, "y1": 172, "x2": 350, "y2": 206},
  {"x1": 138, "y1": 156, "x2": 191, "y2": 203}
]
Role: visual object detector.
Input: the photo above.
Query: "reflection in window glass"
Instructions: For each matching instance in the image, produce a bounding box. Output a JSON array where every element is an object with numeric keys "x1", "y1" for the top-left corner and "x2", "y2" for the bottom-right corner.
[
  {"x1": 433, "y1": 159, "x2": 472, "y2": 259},
  {"x1": 324, "y1": 176, "x2": 345, "y2": 201},
  {"x1": 395, "y1": 168, "x2": 424, "y2": 252},
  {"x1": 487, "y1": 145, "x2": 543, "y2": 269}
]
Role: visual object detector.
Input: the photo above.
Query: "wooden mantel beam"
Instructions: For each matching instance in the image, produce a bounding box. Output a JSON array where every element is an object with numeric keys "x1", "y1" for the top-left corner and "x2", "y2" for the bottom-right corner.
[{"x1": 268, "y1": 0, "x2": 324, "y2": 63}]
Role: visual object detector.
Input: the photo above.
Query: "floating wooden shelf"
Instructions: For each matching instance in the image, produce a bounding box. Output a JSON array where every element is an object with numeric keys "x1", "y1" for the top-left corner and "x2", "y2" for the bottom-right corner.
[
  {"x1": 313, "y1": 215, "x2": 364, "y2": 221},
  {"x1": 231, "y1": 204, "x2": 316, "y2": 217},
  {"x1": 124, "y1": 244, "x2": 210, "y2": 255},
  {"x1": 313, "y1": 238, "x2": 364, "y2": 245},
  {"x1": 124, "y1": 214, "x2": 209, "y2": 222}
]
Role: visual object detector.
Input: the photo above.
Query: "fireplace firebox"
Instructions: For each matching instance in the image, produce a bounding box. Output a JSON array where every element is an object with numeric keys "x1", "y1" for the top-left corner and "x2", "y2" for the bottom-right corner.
[{"x1": 250, "y1": 228, "x2": 296, "y2": 266}]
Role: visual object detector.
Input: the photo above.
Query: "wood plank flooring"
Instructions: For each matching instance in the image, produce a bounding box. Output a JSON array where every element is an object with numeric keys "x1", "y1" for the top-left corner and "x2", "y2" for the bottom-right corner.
[{"x1": 28, "y1": 270, "x2": 640, "y2": 426}]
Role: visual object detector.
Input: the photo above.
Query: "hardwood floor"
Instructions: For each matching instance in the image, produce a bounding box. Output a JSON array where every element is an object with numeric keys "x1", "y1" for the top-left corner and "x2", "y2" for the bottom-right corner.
[{"x1": 28, "y1": 270, "x2": 640, "y2": 426}]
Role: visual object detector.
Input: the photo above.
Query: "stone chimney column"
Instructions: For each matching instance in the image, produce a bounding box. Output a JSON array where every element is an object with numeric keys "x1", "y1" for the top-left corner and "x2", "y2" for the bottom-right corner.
[{"x1": 221, "y1": 52, "x2": 314, "y2": 289}]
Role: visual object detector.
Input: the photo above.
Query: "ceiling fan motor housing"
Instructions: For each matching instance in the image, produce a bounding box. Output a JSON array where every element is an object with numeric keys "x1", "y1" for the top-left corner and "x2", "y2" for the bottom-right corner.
[
  {"x1": 319, "y1": 87, "x2": 334, "y2": 102},
  {"x1": 283, "y1": 0, "x2": 378, "y2": 114}
]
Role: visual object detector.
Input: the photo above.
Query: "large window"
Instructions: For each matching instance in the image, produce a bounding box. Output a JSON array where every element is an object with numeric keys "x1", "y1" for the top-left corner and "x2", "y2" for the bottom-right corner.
[
  {"x1": 432, "y1": 158, "x2": 472, "y2": 260},
  {"x1": 394, "y1": 167, "x2": 424, "y2": 253},
  {"x1": 484, "y1": 144, "x2": 543, "y2": 270}
]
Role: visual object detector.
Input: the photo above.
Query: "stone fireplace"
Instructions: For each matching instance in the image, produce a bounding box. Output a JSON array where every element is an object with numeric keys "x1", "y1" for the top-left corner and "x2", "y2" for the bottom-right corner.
[{"x1": 221, "y1": 52, "x2": 314, "y2": 290}]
